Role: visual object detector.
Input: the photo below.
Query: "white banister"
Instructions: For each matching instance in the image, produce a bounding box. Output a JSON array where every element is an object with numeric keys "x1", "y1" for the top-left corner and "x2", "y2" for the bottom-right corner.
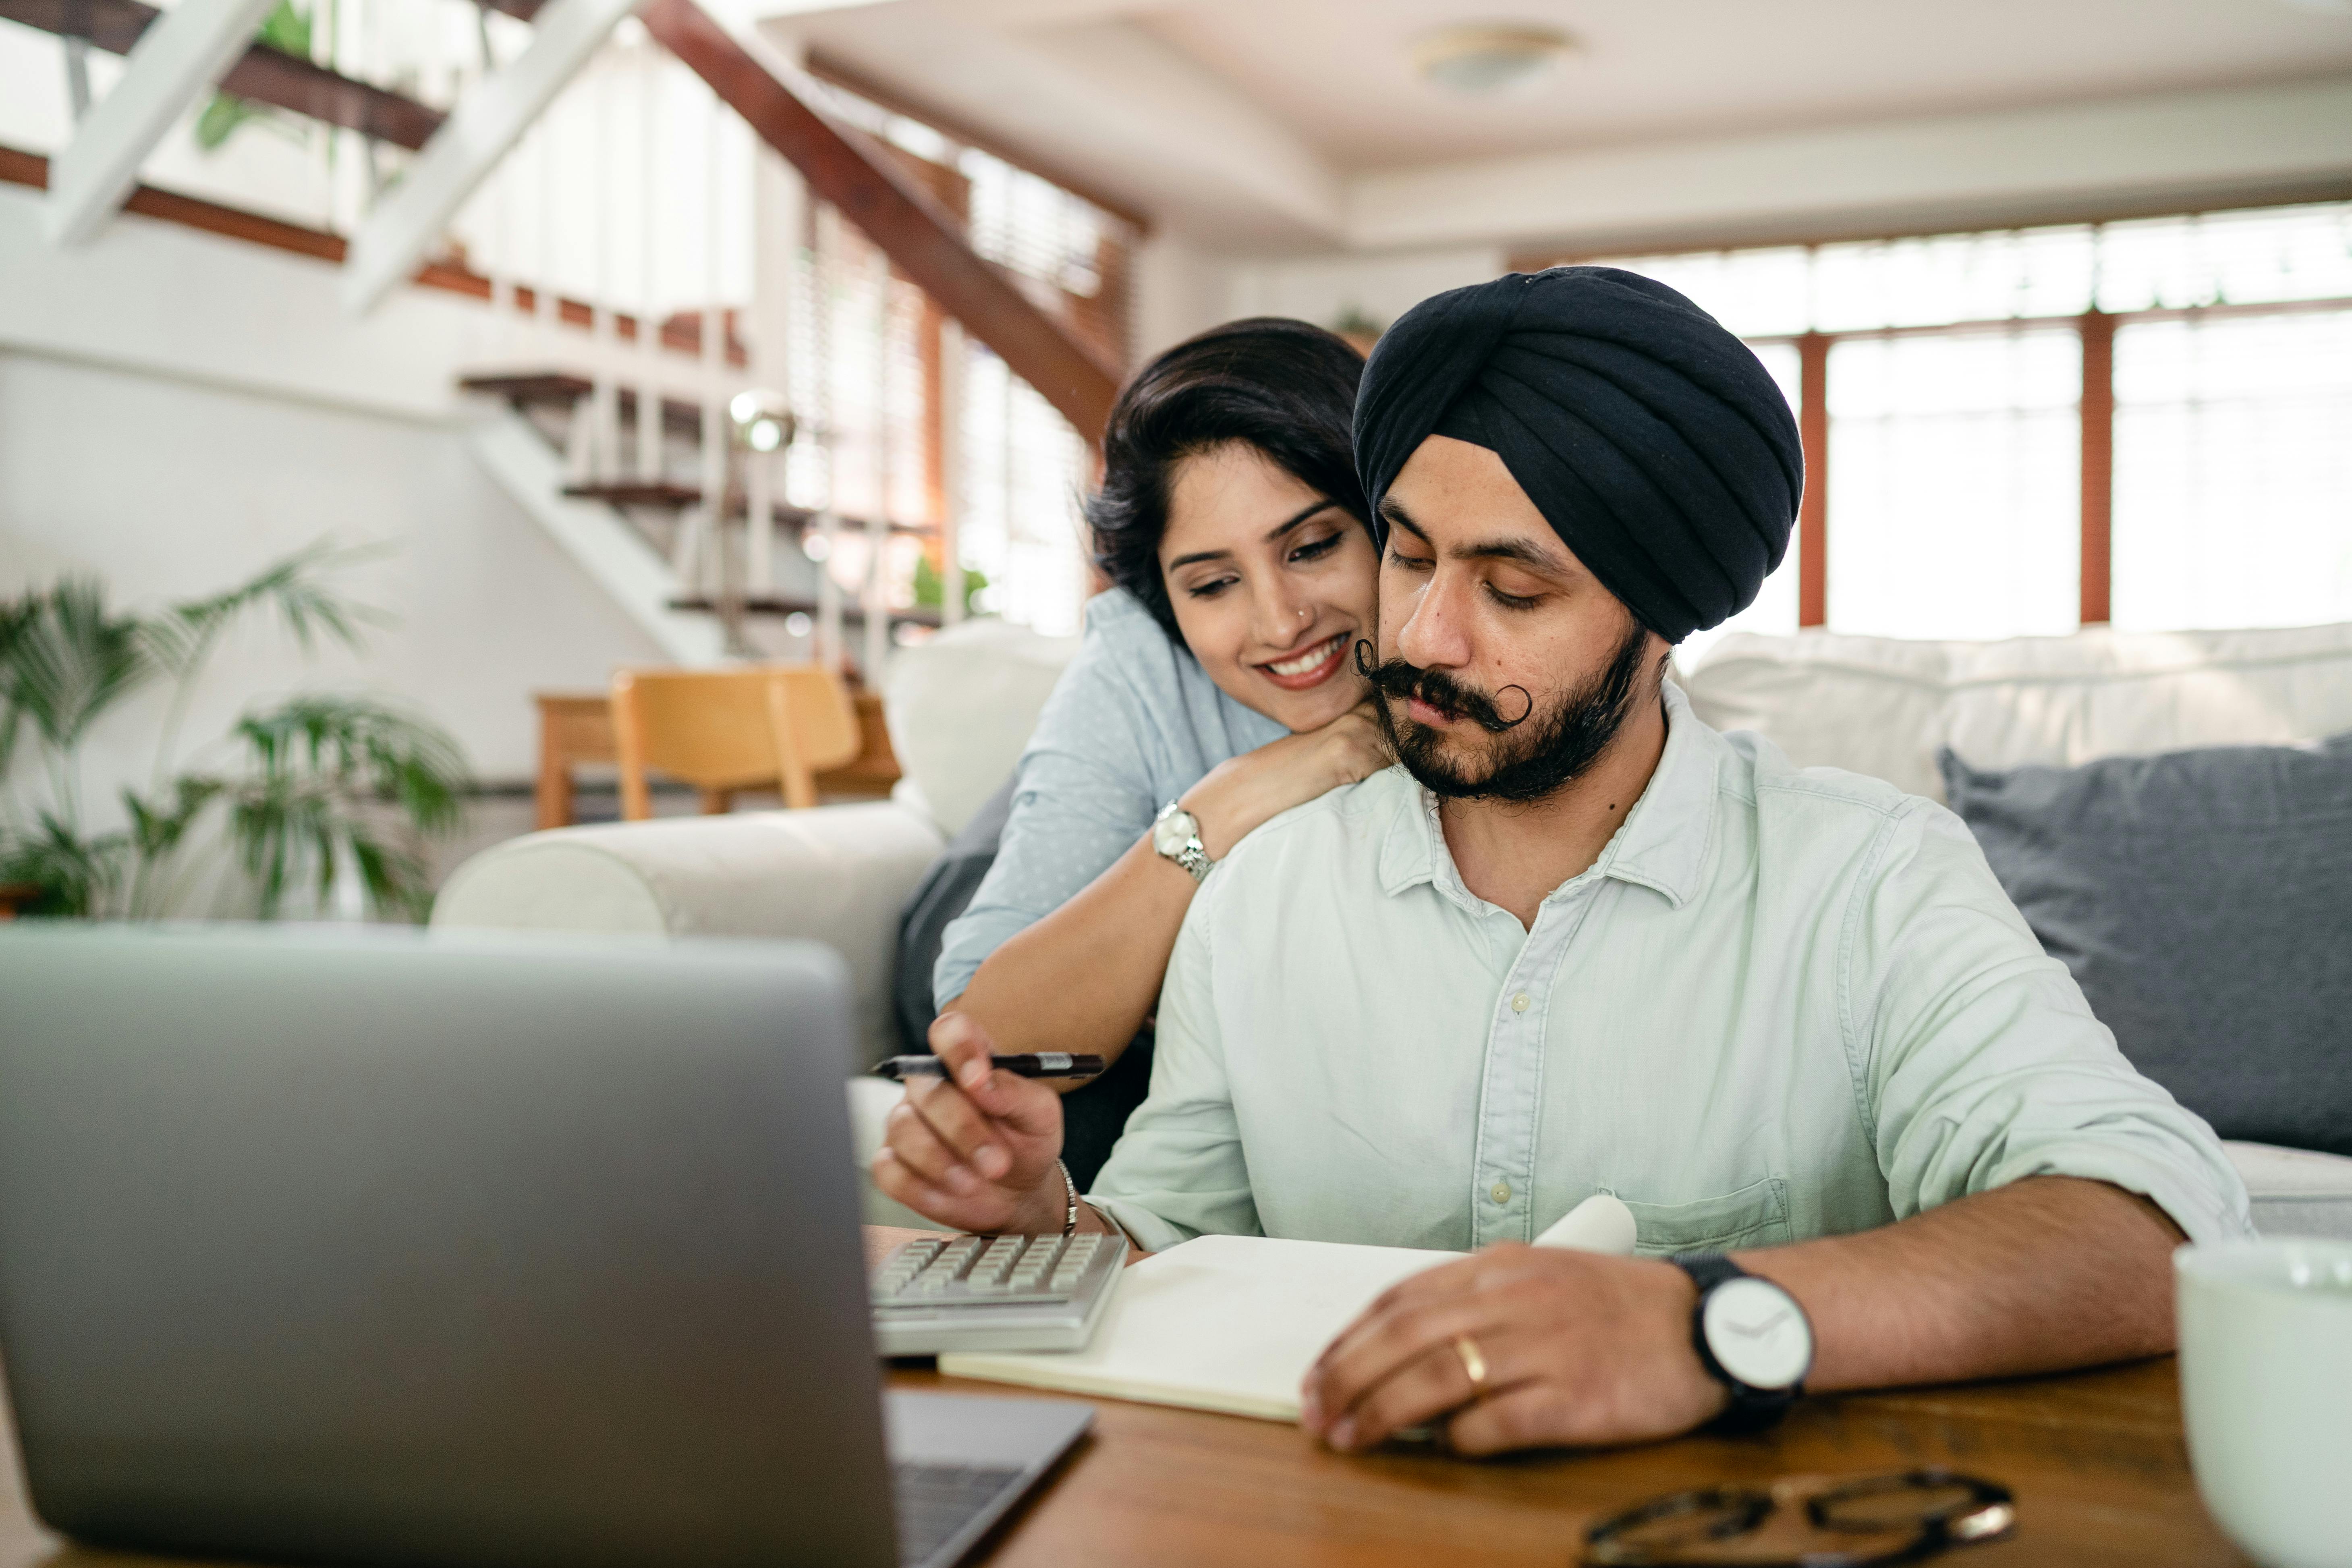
[
  {"x1": 44, "y1": 0, "x2": 279, "y2": 245},
  {"x1": 341, "y1": 0, "x2": 641, "y2": 315}
]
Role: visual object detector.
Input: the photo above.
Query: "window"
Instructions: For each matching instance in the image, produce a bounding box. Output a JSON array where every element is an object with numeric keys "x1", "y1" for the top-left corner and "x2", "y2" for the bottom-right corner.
[
  {"x1": 799, "y1": 74, "x2": 1139, "y2": 639},
  {"x1": 1558, "y1": 202, "x2": 2352, "y2": 650}
]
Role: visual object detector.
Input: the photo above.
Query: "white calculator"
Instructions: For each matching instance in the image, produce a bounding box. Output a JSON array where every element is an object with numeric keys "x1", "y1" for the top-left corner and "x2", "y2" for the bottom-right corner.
[{"x1": 869, "y1": 1231, "x2": 1127, "y2": 1356}]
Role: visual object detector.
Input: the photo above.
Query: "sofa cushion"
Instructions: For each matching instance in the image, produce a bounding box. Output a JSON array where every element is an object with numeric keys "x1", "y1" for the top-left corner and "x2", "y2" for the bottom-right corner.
[
  {"x1": 2226, "y1": 1141, "x2": 2352, "y2": 1240},
  {"x1": 433, "y1": 804, "x2": 946, "y2": 1068},
  {"x1": 1688, "y1": 620, "x2": 2352, "y2": 800},
  {"x1": 1941, "y1": 736, "x2": 2352, "y2": 1156},
  {"x1": 883, "y1": 617, "x2": 1078, "y2": 837}
]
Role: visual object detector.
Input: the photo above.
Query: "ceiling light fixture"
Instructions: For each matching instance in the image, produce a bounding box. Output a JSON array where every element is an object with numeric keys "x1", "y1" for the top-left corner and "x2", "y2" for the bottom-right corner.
[{"x1": 1411, "y1": 22, "x2": 1577, "y2": 98}]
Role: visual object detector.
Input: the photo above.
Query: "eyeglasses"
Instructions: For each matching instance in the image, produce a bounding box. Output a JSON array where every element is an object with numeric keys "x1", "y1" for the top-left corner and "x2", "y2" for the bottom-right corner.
[{"x1": 1584, "y1": 1469, "x2": 2015, "y2": 1567}]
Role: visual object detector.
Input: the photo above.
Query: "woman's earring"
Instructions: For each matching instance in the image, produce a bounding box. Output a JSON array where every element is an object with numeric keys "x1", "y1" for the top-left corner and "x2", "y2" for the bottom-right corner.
[{"x1": 1353, "y1": 639, "x2": 1379, "y2": 679}]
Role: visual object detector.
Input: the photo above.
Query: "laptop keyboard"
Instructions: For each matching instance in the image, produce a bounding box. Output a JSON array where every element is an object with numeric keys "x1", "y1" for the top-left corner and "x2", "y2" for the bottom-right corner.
[{"x1": 892, "y1": 1460, "x2": 1029, "y2": 1568}]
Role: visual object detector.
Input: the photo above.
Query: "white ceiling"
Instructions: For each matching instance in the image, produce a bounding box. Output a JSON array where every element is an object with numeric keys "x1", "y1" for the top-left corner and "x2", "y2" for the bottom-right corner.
[
  {"x1": 774, "y1": 0, "x2": 2352, "y2": 249},
  {"x1": 1137, "y1": 0, "x2": 2352, "y2": 172}
]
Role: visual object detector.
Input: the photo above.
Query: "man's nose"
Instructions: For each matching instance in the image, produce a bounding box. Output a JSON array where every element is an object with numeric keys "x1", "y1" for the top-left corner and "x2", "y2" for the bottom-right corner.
[{"x1": 1394, "y1": 571, "x2": 1474, "y2": 671}]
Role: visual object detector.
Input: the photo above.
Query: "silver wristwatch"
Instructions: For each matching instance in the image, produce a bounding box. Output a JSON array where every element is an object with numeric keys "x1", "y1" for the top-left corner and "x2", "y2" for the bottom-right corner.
[{"x1": 1150, "y1": 801, "x2": 1213, "y2": 884}]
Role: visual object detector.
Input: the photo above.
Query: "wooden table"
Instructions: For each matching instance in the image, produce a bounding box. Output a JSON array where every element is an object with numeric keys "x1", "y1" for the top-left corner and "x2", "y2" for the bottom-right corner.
[
  {"x1": 859, "y1": 1228, "x2": 2245, "y2": 1568},
  {"x1": 0, "y1": 1257, "x2": 2249, "y2": 1568},
  {"x1": 531, "y1": 687, "x2": 901, "y2": 830},
  {"x1": 877, "y1": 1358, "x2": 2241, "y2": 1568}
]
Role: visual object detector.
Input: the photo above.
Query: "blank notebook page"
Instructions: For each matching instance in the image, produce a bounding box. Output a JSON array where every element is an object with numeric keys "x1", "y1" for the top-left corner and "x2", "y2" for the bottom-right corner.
[{"x1": 936, "y1": 1234, "x2": 1456, "y2": 1422}]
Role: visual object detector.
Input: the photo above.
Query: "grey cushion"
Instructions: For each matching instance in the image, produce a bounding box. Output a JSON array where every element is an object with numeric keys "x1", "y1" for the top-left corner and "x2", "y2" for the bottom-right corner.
[{"x1": 1941, "y1": 735, "x2": 2352, "y2": 1157}]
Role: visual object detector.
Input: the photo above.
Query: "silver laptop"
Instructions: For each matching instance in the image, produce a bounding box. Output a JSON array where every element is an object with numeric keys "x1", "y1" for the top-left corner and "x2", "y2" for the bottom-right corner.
[{"x1": 0, "y1": 923, "x2": 1089, "y2": 1568}]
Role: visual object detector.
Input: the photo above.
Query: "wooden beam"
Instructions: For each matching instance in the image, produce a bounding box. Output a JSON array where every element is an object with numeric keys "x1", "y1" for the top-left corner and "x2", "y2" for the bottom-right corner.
[
  {"x1": 340, "y1": 0, "x2": 639, "y2": 314},
  {"x1": 43, "y1": 0, "x2": 278, "y2": 245},
  {"x1": 640, "y1": 0, "x2": 1122, "y2": 444},
  {"x1": 1796, "y1": 331, "x2": 1830, "y2": 629},
  {"x1": 2078, "y1": 309, "x2": 2116, "y2": 626},
  {"x1": 0, "y1": 0, "x2": 446, "y2": 149}
]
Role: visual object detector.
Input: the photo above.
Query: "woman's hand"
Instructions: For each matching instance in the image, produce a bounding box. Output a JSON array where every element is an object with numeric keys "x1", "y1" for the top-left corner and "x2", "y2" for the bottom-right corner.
[
  {"x1": 1181, "y1": 703, "x2": 1388, "y2": 859},
  {"x1": 871, "y1": 1013, "x2": 1072, "y2": 1234}
]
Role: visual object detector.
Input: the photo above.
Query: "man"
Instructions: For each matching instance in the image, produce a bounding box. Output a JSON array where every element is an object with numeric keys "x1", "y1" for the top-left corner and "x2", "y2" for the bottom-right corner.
[{"x1": 874, "y1": 268, "x2": 2249, "y2": 1457}]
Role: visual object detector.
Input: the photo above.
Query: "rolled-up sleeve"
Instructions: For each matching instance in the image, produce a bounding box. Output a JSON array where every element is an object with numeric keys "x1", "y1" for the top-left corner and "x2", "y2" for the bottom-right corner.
[
  {"x1": 1086, "y1": 879, "x2": 1261, "y2": 1251},
  {"x1": 931, "y1": 649, "x2": 1162, "y2": 1008},
  {"x1": 1850, "y1": 801, "x2": 2253, "y2": 1244}
]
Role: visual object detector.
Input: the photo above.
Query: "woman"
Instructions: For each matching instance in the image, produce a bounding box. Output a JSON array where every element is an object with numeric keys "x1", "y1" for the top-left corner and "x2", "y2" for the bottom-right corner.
[{"x1": 893, "y1": 318, "x2": 1387, "y2": 1194}]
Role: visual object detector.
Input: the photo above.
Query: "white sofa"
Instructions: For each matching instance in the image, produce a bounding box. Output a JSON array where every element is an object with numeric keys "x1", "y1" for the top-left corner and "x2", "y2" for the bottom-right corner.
[
  {"x1": 433, "y1": 615, "x2": 2352, "y2": 1239},
  {"x1": 1684, "y1": 619, "x2": 2352, "y2": 1239}
]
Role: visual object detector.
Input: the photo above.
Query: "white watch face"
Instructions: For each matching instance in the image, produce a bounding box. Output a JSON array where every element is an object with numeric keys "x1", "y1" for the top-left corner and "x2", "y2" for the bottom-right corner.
[
  {"x1": 1702, "y1": 1277, "x2": 1813, "y2": 1391},
  {"x1": 1152, "y1": 808, "x2": 1199, "y2": 857}
]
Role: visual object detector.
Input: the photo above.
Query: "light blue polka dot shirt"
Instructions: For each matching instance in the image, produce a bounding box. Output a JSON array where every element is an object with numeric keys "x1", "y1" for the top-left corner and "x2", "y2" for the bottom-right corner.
[{"x1": 933, "y1": 587, "x2": 1289, "y2": 1009}]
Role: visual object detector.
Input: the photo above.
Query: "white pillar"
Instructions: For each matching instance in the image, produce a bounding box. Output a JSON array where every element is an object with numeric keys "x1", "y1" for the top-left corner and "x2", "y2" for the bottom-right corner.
[
  {"x1": 813, "y1": 202, "x2": 844, "y2": 676},
  {"x1": 635, "y1": 44, "x2": 664, "y2": 483},
  {"x1": 865, "y1": 246, "x2": 891, "y2": 684},
  {"x1": 939, "y1": 318, "x2": 965, "y2": 627},
  {"x1": 695, "y1": 84, "x2": 728, "y2": 608}
]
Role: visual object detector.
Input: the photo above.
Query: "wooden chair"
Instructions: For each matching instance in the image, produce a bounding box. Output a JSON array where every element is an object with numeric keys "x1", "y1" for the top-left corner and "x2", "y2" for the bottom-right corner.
[{"x1": 609, "y1": 666, "x2": 862, "y2": 821}]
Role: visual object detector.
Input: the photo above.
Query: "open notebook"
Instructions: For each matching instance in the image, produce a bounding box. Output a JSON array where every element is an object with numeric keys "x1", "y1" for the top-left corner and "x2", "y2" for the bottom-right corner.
[{"x1": 937, "y1": 1195, "x2": 1637, "y2": 1422}]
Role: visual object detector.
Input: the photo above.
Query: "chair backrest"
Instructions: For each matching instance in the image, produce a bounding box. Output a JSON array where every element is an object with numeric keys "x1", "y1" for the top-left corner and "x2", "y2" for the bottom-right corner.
[
  {"x1": 770, "y1": 666, "x2": 863, "y2": 809},
  {"x1": 609, "y1": 666, "x2": 862, "y2": 819}
]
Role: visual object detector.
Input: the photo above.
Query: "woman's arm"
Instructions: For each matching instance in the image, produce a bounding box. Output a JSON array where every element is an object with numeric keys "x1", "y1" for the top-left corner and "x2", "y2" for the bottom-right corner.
[{"x1": 947, "y1": 707, "x2": 1384, "y2": 1064}]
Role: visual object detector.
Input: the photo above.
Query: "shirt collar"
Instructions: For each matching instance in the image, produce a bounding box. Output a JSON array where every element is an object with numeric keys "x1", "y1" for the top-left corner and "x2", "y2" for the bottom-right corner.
[{"x1": 1376, "y1": 680, "x2": 1720, "y2": 912}]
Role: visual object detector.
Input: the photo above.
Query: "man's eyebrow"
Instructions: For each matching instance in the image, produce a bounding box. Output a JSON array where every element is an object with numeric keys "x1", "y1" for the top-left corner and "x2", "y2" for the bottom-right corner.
[
  {"x1": 1381, "y1": 498, "x2": 1570, "y2": 575},
  {"x1": 1379, "y1": 498, "x2": 1428, "y2": 542},
  {"x1": 1454, "y1": 536, "x2": 1571, "y2": 574},
  {"x1": 1168, "y1": 500, "x2": 1339, "y2": 570}
]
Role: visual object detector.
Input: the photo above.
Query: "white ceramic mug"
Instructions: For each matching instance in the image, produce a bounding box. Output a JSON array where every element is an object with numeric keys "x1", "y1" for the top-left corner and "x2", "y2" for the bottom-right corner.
[{"x1": 2174, "y1": 1238, "x2": 2352, "y2": 1568}]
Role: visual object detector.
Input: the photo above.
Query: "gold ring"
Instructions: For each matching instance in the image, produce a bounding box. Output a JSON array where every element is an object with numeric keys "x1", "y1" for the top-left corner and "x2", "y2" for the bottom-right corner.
[{"x1": 1452, "y1": 1333, "x2": 1489, "y2": 1399}]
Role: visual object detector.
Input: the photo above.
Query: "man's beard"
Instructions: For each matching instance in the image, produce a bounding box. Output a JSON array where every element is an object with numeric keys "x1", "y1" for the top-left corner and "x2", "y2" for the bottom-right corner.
[{"x1": 1362, "y1": 621, "x2": 1656, "y2": 803}]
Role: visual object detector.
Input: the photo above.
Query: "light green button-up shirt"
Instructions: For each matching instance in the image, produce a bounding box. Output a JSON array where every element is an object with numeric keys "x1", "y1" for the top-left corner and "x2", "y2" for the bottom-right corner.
[{"x1": 1089, "y1": 684, "x2": 2252, "y2": 1257}]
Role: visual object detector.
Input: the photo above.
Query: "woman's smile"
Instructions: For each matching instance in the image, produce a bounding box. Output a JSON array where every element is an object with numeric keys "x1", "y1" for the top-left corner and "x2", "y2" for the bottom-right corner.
[{"x1": 1254, "y1": 631, "x2": 1350, "y2": 692}]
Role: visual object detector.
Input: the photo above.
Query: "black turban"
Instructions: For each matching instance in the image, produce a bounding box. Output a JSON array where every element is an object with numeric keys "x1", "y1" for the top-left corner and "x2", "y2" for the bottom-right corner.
[{"x1": 1354, "y1": 266, "x2": 1802, "y2": 645}]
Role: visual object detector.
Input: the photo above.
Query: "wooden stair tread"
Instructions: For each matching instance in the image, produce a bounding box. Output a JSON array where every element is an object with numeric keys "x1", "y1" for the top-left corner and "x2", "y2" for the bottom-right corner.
[
  {"x1": 462, "y1": 372, "x2": 593, "y2": 402},
  {"x1": 460, "y1": 374, "x2": 708, "y2": 437},
  {"x1": 563, "y1": 481, "x2": 703, "y2": 508},
  {"x1": 668, "y1": 596, "x2": 944, "y2": 628}
]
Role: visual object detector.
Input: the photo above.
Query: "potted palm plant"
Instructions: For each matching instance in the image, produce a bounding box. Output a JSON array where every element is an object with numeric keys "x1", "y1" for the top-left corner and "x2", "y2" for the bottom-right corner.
[{"x1": 0, "y1": 543, "x2": 469, "y2": 921}]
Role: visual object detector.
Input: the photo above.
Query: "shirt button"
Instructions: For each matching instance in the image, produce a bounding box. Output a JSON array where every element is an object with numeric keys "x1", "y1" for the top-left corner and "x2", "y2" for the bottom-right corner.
[
  {"x1": 1490, "y1": 1180, "x2": 1512, "y2": 1204},
  {"x1": 1510, "y1": 992, "x2": 1531, "y2": 1013}
]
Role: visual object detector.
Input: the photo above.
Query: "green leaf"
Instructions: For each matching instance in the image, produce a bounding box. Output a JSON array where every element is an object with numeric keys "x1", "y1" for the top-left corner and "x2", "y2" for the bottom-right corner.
[
  {"x1": 195, "y1": 91, "x2": 263, "y2": 152},
  {"x1": 256, "y1": 0, "x2": 311, "y2": 55},
  {"x1": 121, "y1": 775, "x2": 226, "y2": 859},
  {"x1": 0, "y1": 813, "x2": 129, "y2": 917},
  {"x1": 140, "y1": 539, "x2": 390, "y2": 679},
  {"x1": 222, "y1": 693, "x2": 469, "y2": 921},
  {"x1": 0, "y1": 577, "x2": 152, "y2": 754}
]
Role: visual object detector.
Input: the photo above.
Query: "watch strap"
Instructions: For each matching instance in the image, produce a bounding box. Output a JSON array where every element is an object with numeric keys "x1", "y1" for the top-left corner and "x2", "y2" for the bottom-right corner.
[
  {"x1": 1152, "y1": 801, "x2": 1213, "y2": 884},
  {"x1": 1669, "y1": 1251, "x2": 1805, "y2": 1435}
]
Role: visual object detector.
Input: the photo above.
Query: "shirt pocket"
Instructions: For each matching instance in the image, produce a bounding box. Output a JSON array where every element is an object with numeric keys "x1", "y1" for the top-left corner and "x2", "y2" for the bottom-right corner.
[{"x1": 1612, "y1": 1177, "x2": 1793, "y2": 1256}]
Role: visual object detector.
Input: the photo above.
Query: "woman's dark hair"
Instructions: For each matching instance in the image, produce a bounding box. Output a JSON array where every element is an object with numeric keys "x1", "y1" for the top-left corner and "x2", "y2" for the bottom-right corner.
[{"x1": 1086, "y1": 317, "x2": 1369, "y2": 644}]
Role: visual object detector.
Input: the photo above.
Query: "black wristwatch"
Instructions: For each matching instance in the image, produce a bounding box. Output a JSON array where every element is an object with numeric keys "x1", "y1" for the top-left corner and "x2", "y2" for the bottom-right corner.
[{"x1": 1668, "y1": 1252, "x2": 1814, "y2": 1434}]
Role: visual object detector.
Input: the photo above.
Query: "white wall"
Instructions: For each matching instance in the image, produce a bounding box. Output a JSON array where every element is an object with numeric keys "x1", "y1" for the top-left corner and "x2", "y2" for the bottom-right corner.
[
  {"x1": 1219, "y1": 243, "x2": 1508, "y2": 338},
  {"x1": 0, "y1": 351, "x2": 666, "y2": 810},
  {"x1": 0, "y1": 178, "x2": 673, "y2": 838}
]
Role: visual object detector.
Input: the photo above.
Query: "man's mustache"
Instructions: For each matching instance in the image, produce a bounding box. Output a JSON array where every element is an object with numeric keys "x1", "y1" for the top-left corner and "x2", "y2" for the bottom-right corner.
[{"x1": 1353, "y1": 641, "x2": 1533, "y2": 732}]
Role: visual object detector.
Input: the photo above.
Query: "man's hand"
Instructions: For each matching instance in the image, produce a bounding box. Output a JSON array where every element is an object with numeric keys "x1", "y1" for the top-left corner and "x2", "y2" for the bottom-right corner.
[
  {"x1": 1298, "y1": 1244, "x2": 1725, "y2": 1456},
  {"x1": 871, "y1": 1013, "x2": 1068, "y2": 1233}
]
